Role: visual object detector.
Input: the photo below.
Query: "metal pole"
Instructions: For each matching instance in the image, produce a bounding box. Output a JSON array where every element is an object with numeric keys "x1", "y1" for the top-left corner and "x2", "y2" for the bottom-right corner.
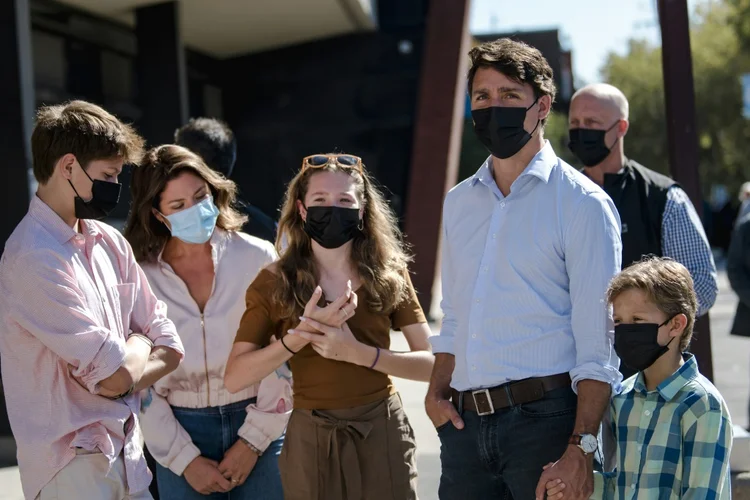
[{"x1": 658, "y1": 0, "x2": 714, "y2": 380}]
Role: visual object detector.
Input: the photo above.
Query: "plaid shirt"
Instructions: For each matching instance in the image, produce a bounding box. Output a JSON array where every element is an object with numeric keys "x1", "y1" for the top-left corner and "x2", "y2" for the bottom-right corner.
[
  {"x1": 662, "y1": 187, "x2": 718, "y2": 317},
  {"x1": 598, "y1": 354, "x2": 732, "y2": 499}
]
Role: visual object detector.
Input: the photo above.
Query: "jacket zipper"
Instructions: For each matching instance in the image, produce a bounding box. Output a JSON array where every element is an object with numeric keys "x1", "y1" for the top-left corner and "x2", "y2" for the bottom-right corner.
[{"x1": 200, "y1": 313, "x2": 211, "y2": 405}]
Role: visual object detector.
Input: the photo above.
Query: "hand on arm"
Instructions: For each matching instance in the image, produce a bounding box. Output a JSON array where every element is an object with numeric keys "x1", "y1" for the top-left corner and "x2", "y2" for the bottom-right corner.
[
  {"x1": 97, "y1": 334, "x2": 152, "y2": 398},
  {"x1": 289, "y1": 318, "x2": 434, "y2": 381},
  {"x1": 224, "y1": 282, "x2": 355, "y2": 392}
]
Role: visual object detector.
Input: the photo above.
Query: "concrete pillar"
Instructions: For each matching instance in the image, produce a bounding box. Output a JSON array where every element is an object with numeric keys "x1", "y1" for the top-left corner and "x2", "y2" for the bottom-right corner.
[{"x1": 135, "y1": 1, "x2": 188, "y2": 146}]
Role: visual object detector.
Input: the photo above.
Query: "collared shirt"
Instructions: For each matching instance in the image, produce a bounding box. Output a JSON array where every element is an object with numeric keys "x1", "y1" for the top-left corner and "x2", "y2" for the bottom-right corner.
[
  {"x1": 139, "y1": 229, "x2": 292, "y2": 475},
  {"x1": 0, "y1": 196, "x2": 184, "y2": 500},
  {"x1": 600, "y1": 354, "x2": 732, "y2": 499},
  {"x1": 662, "y1": 187, "x2": 718, "y2": 317},
  {"x1": 431, "y1": 142, "x2": 623, "y2": 392}
]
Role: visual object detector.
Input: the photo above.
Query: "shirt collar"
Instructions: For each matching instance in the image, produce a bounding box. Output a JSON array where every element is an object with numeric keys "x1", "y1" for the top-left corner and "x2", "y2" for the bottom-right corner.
[
  {"x1": 470, "y1": 141, "x2": 557, "y2": 188},
  {"x1": 28, "y1": 196, "x2": 78, "y2": 245},
  {"x1": 632, "y1": 353, "x2": 699, "y2": 401}
]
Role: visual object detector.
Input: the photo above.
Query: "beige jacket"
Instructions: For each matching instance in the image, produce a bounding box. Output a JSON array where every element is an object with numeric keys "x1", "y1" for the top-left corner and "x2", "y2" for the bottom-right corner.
[{"x1": 139, "y1": 229, "x2": 292, "y2": 475}]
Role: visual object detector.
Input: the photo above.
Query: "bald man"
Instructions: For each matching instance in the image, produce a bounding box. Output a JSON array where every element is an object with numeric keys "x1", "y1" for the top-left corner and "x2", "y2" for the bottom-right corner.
[{"x1": 569, "y1": 84, "x2": 717, "y2": 374}]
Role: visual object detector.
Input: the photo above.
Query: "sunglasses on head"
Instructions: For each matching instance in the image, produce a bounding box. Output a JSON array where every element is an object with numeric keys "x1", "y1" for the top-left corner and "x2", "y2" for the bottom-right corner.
[{"x1": 301, "y1": 154, "x2": 363, "y2": 174}]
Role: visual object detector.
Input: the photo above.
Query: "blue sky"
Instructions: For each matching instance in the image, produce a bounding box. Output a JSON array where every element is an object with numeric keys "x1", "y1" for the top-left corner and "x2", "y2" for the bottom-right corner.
[{"x1": 469, "y1": 0, "x2": 702, "y2": 86}]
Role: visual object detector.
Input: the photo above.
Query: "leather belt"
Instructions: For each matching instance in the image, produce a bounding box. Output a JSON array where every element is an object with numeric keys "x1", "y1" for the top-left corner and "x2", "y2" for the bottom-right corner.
[{"x1": 451, "y1": 373, "x2": 571, "y2": 416}]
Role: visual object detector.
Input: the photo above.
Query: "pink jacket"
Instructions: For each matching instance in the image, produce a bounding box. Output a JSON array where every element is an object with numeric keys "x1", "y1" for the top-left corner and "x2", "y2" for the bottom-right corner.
[{"x1": 139, "y1": 229, "x2": 292, "y2": 475}]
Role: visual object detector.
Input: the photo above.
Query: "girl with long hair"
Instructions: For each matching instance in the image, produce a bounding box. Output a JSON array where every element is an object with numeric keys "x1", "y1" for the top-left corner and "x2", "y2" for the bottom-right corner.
[
  {"x1": 124, "y1": 145, "x2": 290, "y2": 500},
  {"x1": 224, "y1": 154, "x2": 434, "y2": 500}
]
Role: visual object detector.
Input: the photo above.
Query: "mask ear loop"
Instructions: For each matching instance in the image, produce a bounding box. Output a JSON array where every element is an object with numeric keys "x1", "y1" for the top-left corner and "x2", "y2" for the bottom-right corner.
[
  {"x1": 527, "y1": 97, "x2": 542, "y2": 137},
  {"x1": 606, "y1": 119, "x2": 622, "y2": 151},
  {"x1": 357, "y1": 219, "x2": 364, "y2": 232}
]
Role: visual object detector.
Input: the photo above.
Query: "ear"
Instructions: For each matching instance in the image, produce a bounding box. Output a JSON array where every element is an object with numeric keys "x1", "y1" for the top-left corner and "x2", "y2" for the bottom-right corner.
[
  {"x1": 538, "y1": 95, "x2": 552, "y2": 122},
  {"x1": 669, "y1": 313, "x2": 688, "y2": 339},
  {"x1": 296, "y1": 199, "x2": 307, "y2": 222},
  {"x1": 617, "y1": 119, "x2": 630, "y2": 138},
  {"x1": 57, "y1": 154, "x2": 78, "y2": 181},
  {"x1": 152, "y1": 208, "x2": 169, "y2": 229}
]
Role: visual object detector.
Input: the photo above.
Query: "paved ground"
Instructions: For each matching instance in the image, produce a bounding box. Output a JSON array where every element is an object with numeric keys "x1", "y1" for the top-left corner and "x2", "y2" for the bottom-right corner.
[{"x1": 0, "y1": 266, "x2": 747, "y2": 499}]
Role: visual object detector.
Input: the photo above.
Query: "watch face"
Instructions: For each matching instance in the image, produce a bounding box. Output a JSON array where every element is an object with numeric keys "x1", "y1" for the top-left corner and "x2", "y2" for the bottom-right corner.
[{"x1": 580, "y1": 434, "x2": 598, "y2": 453}]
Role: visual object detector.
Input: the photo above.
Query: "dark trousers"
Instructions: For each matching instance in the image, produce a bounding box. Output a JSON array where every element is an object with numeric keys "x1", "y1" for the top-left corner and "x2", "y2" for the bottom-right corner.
[{"x1": 438, "y1": 387, "x2": 577, "y2": 500}]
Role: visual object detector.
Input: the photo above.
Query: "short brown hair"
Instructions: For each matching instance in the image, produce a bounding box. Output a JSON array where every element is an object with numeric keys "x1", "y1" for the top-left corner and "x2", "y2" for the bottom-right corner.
[
  {"x1": 607, "y1": 257, "x2": 698, "y2": 351},
  {"x1": 124, "y1": 145, "x2": 247, "y2": 263},
  {"x1": 31, "y1": 100, "x2": 145, "y2": 185},
  {"x1": 468, "y1": 38, "x2": 557, "y2": 124}
]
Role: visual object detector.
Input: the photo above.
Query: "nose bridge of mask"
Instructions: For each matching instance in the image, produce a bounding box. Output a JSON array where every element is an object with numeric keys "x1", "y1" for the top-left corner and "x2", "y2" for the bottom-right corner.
[{"x1": 165, "y1": 197, "x2": 213, "y2": 227}]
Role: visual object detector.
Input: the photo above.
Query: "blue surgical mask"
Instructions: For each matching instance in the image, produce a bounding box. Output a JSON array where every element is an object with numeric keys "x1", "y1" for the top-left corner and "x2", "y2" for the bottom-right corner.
[{"x1": 163, "y1": 196, "x2": 219, "y2": 244}]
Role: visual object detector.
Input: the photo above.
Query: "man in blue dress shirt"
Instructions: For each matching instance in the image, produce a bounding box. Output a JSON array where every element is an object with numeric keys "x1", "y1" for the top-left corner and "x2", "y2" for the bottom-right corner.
[{"x1": 425, "y1": 38, "x2": 623, "y2": 500}]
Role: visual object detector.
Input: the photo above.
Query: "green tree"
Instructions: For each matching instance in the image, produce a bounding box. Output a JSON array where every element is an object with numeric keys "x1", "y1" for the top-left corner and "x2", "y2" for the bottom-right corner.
[{"x1": 601, "y1": 1, "x2": 750, "y2": 197}]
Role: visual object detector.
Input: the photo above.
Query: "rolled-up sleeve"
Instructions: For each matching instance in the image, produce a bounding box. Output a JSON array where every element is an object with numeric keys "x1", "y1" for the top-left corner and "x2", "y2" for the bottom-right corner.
[
  {"x1": 4, "y1": 251, "x2": 127, "y2": 394},
  {"x1": 431, "y1": 204, "x2": 457, "y2": 355},
  {"x1": 564, "y1": 192, "x2": 623, "y2": 392},
  {"x1": 237, "y1": 363, "x2": 293, "y2": 452},
  {"x1": 125, "y1": 247, "x2": 184, "y2": 357},
  {"x1": 139, "y1": 387, "x2": 199, "y2": 475}
]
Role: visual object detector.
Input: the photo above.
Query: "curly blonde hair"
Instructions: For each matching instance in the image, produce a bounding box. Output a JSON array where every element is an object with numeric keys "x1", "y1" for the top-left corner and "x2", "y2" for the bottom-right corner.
[
  {"x1": 274, "y1": 159, "x2": 412, "y2": 319},
  {"x1": 124, "y1": 144, "x2": 246, "y2": 263}
]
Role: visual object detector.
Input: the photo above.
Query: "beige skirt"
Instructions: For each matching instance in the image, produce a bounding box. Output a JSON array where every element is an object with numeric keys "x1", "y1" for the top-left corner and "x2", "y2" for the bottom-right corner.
[{"x1": 279, "y1": 393, "x2": 418, "y2": 500}]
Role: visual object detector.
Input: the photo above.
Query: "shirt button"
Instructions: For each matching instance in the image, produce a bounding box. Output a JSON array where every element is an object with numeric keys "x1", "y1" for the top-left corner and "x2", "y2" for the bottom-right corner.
[
  {"x1": 500, "y1": 202, "x2": 506, "y2": 208},
  {"x1": 483, "y1": 266, "x2": 489, "y2": 273},
  {"x1": 472, "y1": 334, "x2": 477, "y2": 338},
  {"x1": 471, "y1": 365, "x2": 477, "y2": 371},
  {"x1": 644, "y1": 410, "x2": 651, "y2": 416},
  {"x1": 475, "y1": 298, "x2": 481, "y2": 303},
  {"x1": 492, "y1": 234, "x2": 497, "y2": 239},
  {"x1": 637, "y1": 445, "x2": 642, "y2": 452}
]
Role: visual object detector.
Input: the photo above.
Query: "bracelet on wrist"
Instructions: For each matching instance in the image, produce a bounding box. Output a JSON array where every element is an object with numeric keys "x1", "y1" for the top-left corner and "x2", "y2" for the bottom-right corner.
[
  {"x1": 280, "y1": 336, "x2": 297, "y2": 355},
  {"x1": 239, "y1": 437, "x2": 263, "y2": 456},
  {"x1": 369, "y1": 347, "x2": 381, "y2": 369},
  {"x1": 129, "y1": 333, "x2": 154, "y2": 349}
]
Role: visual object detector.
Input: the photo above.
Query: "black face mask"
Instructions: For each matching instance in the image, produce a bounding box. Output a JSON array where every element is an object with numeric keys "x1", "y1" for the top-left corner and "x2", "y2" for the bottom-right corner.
[
  {"x1": 614, "y1": 316, "x2": 675, "y2": 372},
  {"x1": 68, "y1": 163, "x2": 122, "y2": 220},
  {"x1": 568, "y1": 121, "x2": 620, "y2": 167},
  {"x1": 303, "y1": 206, "x2": 361, "y2": 249},
  {"x1": 471, "y1": 99, "x2": 540, "y2": 159}
]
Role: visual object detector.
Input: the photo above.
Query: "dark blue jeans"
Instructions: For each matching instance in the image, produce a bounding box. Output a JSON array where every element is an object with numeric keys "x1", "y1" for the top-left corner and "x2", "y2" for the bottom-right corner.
[
  {"x1": 156, "y1": 398, "x2": 284, "y2": 500},
  {"x1": 438, "y1": 387, "x2": 577, "y2": 500}
]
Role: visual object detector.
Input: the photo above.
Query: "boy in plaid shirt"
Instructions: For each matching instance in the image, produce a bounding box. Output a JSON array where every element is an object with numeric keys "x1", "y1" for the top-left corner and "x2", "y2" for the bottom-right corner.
[{"x1": 545, "y1": 257, "x2": 732, "y2": 499}]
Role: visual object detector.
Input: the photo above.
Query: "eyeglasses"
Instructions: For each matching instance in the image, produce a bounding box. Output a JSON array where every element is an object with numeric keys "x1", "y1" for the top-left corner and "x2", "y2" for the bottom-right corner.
[{"x1": 301, "y1": 154, "x2": 363, "y2": 174}]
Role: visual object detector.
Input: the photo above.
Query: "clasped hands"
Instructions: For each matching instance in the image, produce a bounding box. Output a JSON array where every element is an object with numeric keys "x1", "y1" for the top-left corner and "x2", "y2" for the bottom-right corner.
[{"x1": 283, "y1": 280, "x2": 375, "y2": 365}]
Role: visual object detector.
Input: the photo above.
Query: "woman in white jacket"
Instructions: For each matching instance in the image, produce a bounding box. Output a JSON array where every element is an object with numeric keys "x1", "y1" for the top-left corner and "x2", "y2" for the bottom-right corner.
[{"x1": 124, "y1": 144, "x2": 290, "y2": 499}]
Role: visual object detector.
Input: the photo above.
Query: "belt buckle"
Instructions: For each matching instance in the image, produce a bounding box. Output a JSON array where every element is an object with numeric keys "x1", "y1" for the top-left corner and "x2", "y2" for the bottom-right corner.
[{"x1": 471, "y1": 388, "x2": 495, "y2": 416}]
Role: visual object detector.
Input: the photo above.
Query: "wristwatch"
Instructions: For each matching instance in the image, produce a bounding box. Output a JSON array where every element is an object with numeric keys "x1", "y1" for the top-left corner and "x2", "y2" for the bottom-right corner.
[{"x1": 569, "y1": 433, "x2": 598, "y2": 455}]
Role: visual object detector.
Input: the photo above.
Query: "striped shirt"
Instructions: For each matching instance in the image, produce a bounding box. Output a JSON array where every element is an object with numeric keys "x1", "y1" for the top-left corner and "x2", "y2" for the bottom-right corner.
[
  {"x1": 600, "y1": 354, "x2": 732, "y2": 499},
  {"x1": 0, "y1": 196, "x2": 184, "y2": 499}
]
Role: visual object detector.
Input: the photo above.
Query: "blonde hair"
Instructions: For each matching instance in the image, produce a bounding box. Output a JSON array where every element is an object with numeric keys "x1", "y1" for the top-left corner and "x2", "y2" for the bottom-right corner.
[
  {"x1": 124, "y1": 144, "x2": 247, "y2": 263},
  {"x1": 273, "y1": 160, "x2": 411, "y2": 319},
  {"x1": 607, "y1": 257, "x2": 698, "y2": 351}
]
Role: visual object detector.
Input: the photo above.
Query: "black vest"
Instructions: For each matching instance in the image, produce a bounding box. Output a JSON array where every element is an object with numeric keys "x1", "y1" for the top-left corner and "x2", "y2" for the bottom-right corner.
[{"x1": 601, "y1": 159, "x2": 677, "y2": 269}]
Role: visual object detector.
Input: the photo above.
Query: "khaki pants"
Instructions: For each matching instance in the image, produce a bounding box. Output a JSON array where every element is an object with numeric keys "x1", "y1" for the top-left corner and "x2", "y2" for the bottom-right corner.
[{"x1": 36, "y1": 449, "x2": 152, "y2": 500}]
